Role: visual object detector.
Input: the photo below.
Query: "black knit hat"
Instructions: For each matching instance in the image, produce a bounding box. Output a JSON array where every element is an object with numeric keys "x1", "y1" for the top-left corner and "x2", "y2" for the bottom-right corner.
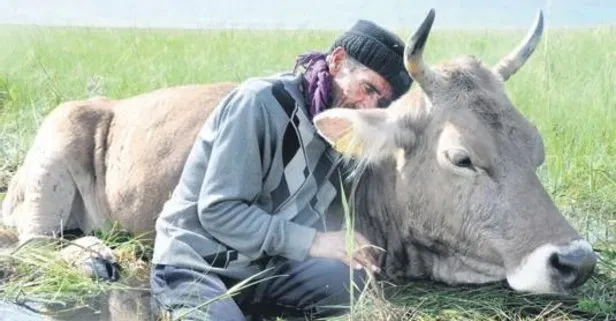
[{"x1": 330, "y1": 19, "x2": 412, "y2": 100}]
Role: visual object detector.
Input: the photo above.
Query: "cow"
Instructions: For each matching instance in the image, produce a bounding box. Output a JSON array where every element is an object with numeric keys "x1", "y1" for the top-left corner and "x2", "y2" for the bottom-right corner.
[{"x1": 0, "y1": 9, "x2": 597, "y2": 295}]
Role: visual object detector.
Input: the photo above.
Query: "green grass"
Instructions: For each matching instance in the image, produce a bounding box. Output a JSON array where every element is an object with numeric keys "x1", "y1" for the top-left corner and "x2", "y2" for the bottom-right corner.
[{"x1": 0, "y1": 24, "x2": 615, "y2": 320}]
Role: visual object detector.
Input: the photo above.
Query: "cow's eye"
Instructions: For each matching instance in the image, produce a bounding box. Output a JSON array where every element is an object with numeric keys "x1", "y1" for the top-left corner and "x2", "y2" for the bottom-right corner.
[
  {"x1": 448, "y1": 151, "x2": 474, "y2": 170},
  {"x1": 453, "y1": 154, "x2": 472, "y2": 168}
]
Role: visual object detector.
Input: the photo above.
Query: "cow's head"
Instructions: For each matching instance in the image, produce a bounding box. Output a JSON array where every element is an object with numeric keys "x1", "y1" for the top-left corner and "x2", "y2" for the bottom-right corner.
[{"x1": 314, "y1": 9, "x2": 597, "y2": 294}]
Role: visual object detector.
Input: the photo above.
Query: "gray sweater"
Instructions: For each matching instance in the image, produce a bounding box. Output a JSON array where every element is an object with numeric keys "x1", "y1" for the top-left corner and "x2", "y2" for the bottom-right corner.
[{"x1": 152, "y1": 72, "x2": 346, "y2": 279}]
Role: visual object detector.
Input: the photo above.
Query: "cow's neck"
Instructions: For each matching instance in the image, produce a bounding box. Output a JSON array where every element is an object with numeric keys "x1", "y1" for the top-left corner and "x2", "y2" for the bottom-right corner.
[
  {"x1": 348, "y1": 160, "x2": 432, "y2": 283},
  {"x1": 342, "y1": 87, "x2": 438, "y2": 283}
]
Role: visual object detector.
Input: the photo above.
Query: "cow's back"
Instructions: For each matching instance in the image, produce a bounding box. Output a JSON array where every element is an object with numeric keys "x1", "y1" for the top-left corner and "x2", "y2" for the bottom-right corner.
[{"x1": 103, "y1": 83, "x2": 237, "y2": 240}]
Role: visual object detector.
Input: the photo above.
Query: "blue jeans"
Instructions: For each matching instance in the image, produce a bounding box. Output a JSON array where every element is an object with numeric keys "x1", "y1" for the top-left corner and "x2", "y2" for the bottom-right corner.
[{"x1": 150, "y1": 257, "x2": 368, "y2": 321}]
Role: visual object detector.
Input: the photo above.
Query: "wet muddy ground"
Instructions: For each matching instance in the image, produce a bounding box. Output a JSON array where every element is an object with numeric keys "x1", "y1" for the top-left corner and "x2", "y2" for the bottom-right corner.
[{"x1": 0, "y1": 280, "x2": 153, "y2": 321}]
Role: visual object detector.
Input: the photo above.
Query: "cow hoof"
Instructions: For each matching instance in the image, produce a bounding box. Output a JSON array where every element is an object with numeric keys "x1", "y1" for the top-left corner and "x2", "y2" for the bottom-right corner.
[
  {"x1": 59, "y1": 235, "x2": 122, "y2": 281},
  {"x1": 83, "y1": 256, "x2": 122, "y2": 281}
]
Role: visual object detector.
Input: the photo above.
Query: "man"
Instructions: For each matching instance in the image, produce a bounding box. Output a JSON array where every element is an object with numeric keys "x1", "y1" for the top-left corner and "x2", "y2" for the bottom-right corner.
[{"x1": 150, "y1": 19, "x2": 412, "y2": 321}]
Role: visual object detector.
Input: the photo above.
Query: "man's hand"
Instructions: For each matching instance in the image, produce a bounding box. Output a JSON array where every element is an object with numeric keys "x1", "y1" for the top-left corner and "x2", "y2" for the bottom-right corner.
[{"x1": 309, "y1": 230, "x2": 381, "y2": 274}]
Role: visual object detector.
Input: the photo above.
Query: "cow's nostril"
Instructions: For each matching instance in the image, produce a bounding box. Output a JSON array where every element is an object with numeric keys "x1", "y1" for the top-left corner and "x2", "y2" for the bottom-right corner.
[
  {"x1": 549, "y1": 249, "x2": 597, "y2": 289},
  {"x1": 549, "y1": 253, "x2": 575, "y2": 282}
]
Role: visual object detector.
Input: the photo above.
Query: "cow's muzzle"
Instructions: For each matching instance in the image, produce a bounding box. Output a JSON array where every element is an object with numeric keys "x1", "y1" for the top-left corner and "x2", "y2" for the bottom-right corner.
[{"x1": 505, "y1": 239, "x2": 597, "y2": 294}]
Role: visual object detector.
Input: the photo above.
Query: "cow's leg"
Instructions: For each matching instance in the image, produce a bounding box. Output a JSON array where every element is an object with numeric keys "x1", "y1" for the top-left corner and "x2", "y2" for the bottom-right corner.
[
  {"x1": 59, "y1": 177, "x2": 122, "y2": 282},
  {"x1": 10, "y1": 145, "x2": 78, "y2": 241},
  {"x1": 2, "y1": 140, "x2": 120, "y2": 281},
  {"x1": 63, "y1": 162, "x2": 122, "y2": 281},
  {"x1": 11, "y1": 158, "x2": 120, "y2": 281},
  {"x1": 0, "y1": 154, "x2": 79, "y2": 250}
]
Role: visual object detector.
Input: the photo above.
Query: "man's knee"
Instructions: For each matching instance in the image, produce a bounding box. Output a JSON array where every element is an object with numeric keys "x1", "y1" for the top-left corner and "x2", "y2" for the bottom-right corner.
[
  {"x1": 310, "y1": 258, "x2": 367, "y2": 291},
  {"x1": 307, "y1": 258, "x2": 369, "y2": 297},
  {"x1": 149, "y1": 264, "x2": 247, "y2": 321},
  {"x1": 273, "y1": 258, "x2": 368, "y2": 307},
  {"x1": 290, "y1": 258, "x2": 369, "y2": 317}
]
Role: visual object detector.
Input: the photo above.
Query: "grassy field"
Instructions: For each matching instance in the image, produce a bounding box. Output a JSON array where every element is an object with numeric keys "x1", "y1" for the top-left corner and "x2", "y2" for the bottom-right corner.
[{"x1": 0, "y1": 23, "x2": 615, "y2": 320}]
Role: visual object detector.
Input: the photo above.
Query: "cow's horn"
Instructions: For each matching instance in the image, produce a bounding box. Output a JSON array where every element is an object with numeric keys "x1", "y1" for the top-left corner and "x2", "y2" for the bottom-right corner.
[
  {"x1": 404, "y1": 8, "x2": 443, "y2": 96},
  {"x1": 492, "y1": 10, "x2": 544, "y2": 81}
]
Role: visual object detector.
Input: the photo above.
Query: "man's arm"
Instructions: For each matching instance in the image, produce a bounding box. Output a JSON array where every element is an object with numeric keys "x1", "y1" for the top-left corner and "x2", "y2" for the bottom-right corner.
[{"x1": 196, "y1": 86, "x2": 317, "y2": 262}]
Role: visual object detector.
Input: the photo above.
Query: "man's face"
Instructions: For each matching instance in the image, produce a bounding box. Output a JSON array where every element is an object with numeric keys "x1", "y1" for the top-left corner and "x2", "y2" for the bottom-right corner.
[{"x1": 328, "y1": 47, "x2": 394, "y2": 110}]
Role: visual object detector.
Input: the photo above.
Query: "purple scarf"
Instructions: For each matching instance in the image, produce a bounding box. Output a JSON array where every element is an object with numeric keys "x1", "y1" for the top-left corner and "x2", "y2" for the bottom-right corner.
[{"x1": 293, "y1": 52, "x2": 333, "y2": 119}]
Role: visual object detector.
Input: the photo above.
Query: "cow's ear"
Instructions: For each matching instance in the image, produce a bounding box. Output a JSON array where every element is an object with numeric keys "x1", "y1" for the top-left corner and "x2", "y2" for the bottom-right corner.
[{"x1": 313, "y1": 108, "x2": 415, "y2": 163}]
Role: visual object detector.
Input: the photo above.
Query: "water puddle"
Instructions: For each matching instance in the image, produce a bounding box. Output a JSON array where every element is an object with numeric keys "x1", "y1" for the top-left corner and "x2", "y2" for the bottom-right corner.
[{"x1": 0, "y1": 279, "x2": 153, "y2": 321}]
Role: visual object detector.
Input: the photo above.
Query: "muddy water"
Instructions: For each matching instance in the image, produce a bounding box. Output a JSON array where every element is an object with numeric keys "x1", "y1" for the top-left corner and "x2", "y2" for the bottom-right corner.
[
  {"x1": 0, "y1": 192, "x2": 154, "y2": 320},
  {"x1": 0, "y1": 281, "x2": 153, "y2": 321}
]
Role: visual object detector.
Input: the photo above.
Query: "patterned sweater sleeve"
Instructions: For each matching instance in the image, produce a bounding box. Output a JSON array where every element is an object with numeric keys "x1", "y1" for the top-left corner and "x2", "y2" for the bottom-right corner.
[{"x1": 195, "y1": 85, "x2": 317, "y2": 262}]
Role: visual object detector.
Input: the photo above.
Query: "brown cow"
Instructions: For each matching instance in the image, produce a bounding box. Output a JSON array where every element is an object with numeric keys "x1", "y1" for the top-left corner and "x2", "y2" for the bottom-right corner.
[{"x1": 1, "y1": 9, "x2": 596, "y2": 294}]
